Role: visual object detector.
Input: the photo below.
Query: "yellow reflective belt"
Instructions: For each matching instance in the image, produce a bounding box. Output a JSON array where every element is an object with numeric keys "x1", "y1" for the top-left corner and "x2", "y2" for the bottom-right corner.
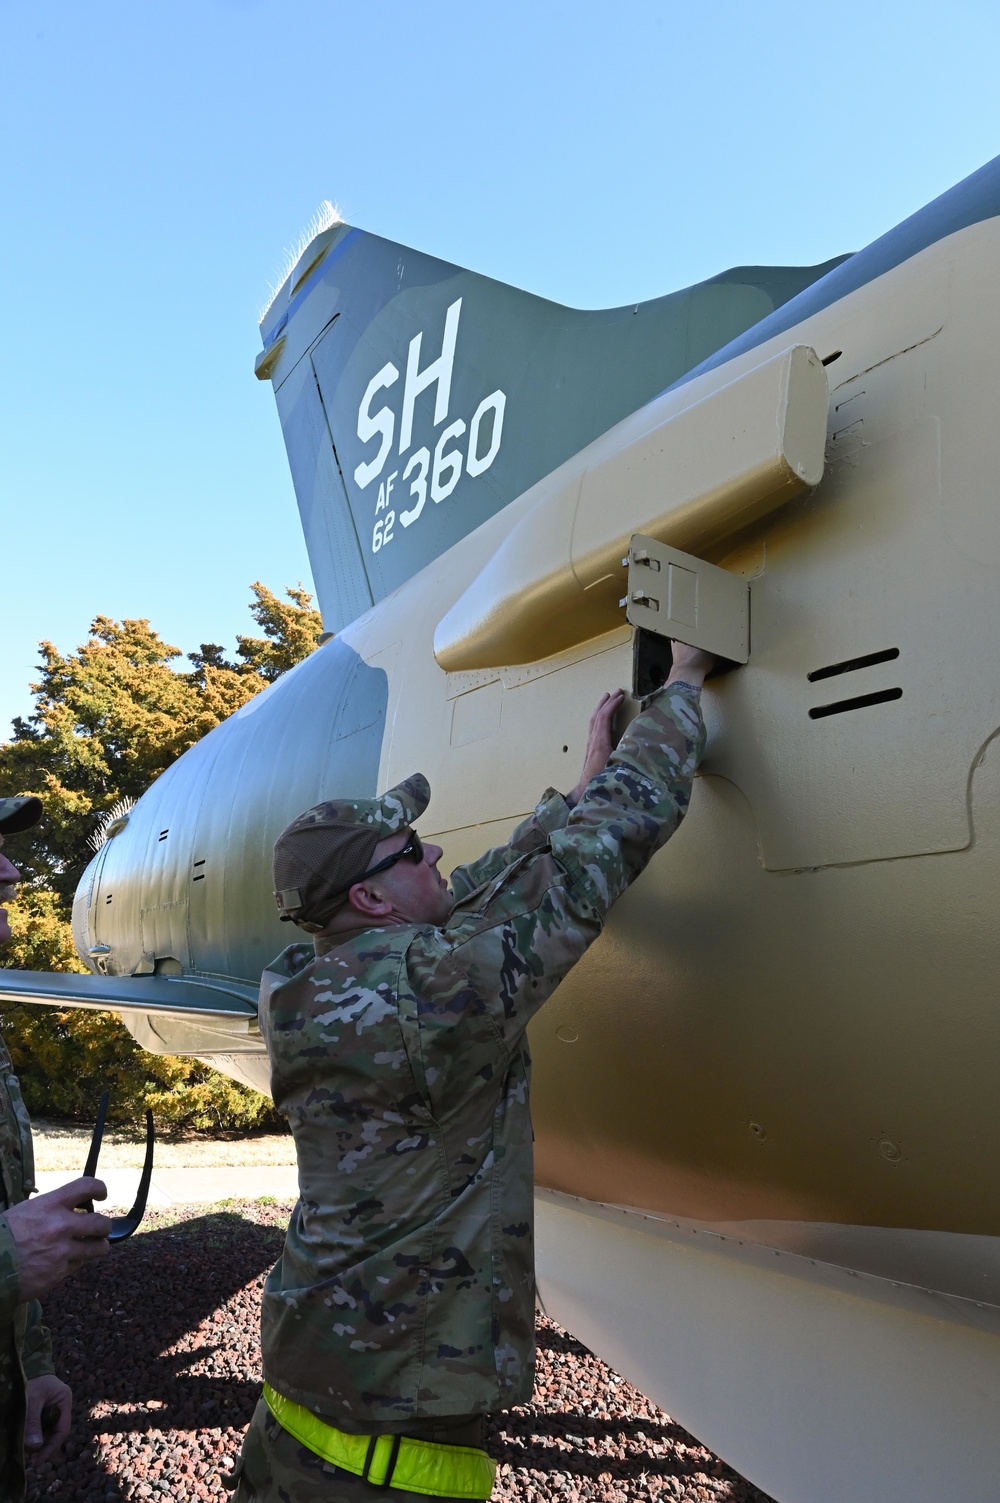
[{"x1": 263, "y1": 1384, "x2": 496, "y2": 1500}]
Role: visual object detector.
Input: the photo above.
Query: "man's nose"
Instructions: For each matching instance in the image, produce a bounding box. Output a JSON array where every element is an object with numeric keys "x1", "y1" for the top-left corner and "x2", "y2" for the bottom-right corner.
[
  {"x1": 0, "y1": 854, "x2": 20, "y2": 884},
  {"x1": 424, "y1": 843, "x2": 444, "y2": 866}
]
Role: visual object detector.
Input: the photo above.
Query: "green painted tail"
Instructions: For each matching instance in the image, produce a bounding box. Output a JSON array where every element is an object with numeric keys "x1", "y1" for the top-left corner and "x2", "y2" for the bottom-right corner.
[{"x1": 257, "y1": 221, "x2": 846, "y2": 633}]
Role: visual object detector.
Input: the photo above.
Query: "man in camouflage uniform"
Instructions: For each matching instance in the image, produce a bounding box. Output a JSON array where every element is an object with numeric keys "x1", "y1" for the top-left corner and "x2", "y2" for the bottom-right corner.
[
  {"x1": 0, "y1": 796, "x2": 112, "y2": 1499},
  {"x1": 233, "y1": 643, "x2": 712, "y2": 1501}
]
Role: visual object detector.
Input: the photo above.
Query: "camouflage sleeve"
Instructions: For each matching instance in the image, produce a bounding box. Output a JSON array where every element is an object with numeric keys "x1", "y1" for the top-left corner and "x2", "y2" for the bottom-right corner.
[
  {"x1": 20, "y1": 1301, "x2": 53, "y2": 1380},
  {"x1": 417, "y1": 682, "x2": 705, "y2": 1046},
  {"x1": 0, "y1": 1216, "x2": 21, "y2": 1325},
  {"x1": 552, "y1": 680, "x2": 705, "y2": 914},
  {"x1": 448, "y1": 789, "x2": 572, "y2": 902}
]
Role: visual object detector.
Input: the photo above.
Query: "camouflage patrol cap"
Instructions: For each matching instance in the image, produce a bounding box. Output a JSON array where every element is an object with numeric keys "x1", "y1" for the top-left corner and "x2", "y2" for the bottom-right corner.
[
  {"x1": 272, "y1": 774, "x2": 430, "y2": 932},
  {"x1": 0, "y1": 796, "x2": 43, "y2": 835}
]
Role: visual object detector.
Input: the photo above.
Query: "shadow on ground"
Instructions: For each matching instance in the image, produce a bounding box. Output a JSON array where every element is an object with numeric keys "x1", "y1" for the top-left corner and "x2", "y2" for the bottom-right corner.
[
  {"x1": 25, "y1": 1207, "x2": 775, "y2": 1503},
  {"x1": 26, "y1": 1206, "x2": 282, "y2": 1502},
  {"x1": 486, "y1": 1321, "x2": 775, "y2": 1503}
]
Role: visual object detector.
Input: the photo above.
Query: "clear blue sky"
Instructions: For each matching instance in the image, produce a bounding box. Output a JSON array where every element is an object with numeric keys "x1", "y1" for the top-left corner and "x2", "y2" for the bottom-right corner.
[{"x1": 3, "y1": 0, "x2": 999, "y2": 735}]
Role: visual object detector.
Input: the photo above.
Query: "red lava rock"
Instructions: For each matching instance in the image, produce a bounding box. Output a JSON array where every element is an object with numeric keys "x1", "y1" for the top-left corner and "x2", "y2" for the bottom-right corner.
[{"x1": 24, "y1": 1201, "x2": 775, "y2": 1503}]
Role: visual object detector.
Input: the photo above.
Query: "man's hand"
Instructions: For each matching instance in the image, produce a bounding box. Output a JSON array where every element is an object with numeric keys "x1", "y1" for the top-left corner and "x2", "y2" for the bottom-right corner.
[
  {"x1": 5, "y1": 1178, "x2": 112, "y2": 1302},
  {"x1": 569, "y1": 689, "x2": 625, "y2": 804},
  {"x1": 665, "y1": 641, "x2": 715, "y2": 688},
  {"x1": 24, "y1": 1373, "x2": 71, "y2": 1461}
]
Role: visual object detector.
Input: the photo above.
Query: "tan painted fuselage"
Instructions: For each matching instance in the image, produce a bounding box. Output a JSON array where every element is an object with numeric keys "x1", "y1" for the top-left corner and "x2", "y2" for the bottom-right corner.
[
  {"x1": 357, "y1": 215, "x2": 997, "y2": 1241},
  {"x1": 327, "y1": 214, "x2": 1000, "y2": 1501}
]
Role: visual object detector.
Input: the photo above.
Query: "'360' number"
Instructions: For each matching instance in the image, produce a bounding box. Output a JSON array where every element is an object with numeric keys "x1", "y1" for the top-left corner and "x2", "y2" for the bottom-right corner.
[{"x1": 371, "y1": 390, "x2": 505, "y2": 553}]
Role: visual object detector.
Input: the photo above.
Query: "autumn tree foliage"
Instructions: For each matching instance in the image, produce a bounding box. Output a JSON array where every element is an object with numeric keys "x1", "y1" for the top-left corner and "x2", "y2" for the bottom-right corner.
[{"x1": 0, "y1": 583, "x2": 323, "y2": 1130}]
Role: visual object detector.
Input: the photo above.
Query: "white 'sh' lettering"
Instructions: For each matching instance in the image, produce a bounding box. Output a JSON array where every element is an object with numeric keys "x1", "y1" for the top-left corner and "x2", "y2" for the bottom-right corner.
[{"x1": 399, "y1": 299, "x2": 462, "y2": 455}]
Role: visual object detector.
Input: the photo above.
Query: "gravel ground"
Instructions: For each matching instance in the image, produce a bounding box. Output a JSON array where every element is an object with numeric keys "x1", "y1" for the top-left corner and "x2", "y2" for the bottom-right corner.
[{"x1": 25, "y1": 1201, "x2": 775, "y2": 1503}]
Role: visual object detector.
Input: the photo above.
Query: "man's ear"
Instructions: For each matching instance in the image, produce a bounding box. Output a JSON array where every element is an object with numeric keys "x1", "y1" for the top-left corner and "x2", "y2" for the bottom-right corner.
[{"x1": 347, "y1": 882, "x2": 393, "y2": 920}]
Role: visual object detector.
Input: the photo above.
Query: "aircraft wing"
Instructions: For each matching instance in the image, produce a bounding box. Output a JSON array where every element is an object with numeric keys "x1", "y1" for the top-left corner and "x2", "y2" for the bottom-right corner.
[
  {"x1": 0, "y1": 969, "x2": 267, "y2": 1091},
  {"x1": 0, "y1": 968, "x2": 257, "y2": 1016}
]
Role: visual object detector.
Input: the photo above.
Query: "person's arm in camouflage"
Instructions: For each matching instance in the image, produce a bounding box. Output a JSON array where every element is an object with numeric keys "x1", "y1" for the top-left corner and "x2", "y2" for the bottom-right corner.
[
  {"x1": 21, "y1": 1300, "x2": 53, "y2": 1380},
  {"x1": 416, "y1": 652, "x2": 710, "y2": 1048},
  {"x1": 449, "y1": 691, "x2": 625, "y2": 902},
  {"x1": 448, "y1": 793, "x2": 572, "y2": 904},
  {"x1": 0, "y1": 1214, "x2": 21, "y2": 1324}
]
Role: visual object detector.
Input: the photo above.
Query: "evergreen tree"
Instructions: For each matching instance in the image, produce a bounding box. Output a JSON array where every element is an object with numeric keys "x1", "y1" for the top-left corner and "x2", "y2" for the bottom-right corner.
[{"x1": 0, "y1": 583, "x2": 324, "y2": 1130}]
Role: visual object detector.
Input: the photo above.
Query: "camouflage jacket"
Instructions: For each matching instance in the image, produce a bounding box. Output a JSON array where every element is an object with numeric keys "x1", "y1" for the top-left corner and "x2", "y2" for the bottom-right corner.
[
  {"x1": 0, "y1": 1027, "x2": 54, "y2": 1500},
  {"x1": 258, "y1": 683, "x2": 705, "y2": 1431}
]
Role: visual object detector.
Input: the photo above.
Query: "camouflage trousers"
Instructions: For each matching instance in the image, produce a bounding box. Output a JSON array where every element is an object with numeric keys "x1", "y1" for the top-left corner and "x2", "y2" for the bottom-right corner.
[{"x1": 228, "y1": 1398, "x2": 491, "y2": 1503}]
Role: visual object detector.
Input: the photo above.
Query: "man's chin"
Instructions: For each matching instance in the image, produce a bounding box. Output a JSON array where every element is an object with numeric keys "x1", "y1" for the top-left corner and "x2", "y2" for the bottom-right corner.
[{"x1": 0, "y1": 910, "x2": 10, "y2": 946}]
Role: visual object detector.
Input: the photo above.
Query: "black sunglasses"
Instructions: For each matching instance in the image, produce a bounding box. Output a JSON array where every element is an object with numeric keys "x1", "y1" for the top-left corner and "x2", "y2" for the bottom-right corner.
[{"x1": 338, "y1": 830, "x2": 424, "y2": 897}]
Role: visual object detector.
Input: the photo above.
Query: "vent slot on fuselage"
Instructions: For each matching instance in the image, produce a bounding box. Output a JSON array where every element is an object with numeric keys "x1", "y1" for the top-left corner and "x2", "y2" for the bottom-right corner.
[
  {"x1": 809, "y1": 687, "x2": 903, "y2": 720},
  {"x1": 808, "y1": 648, "x2": 899, "y2": 682}
]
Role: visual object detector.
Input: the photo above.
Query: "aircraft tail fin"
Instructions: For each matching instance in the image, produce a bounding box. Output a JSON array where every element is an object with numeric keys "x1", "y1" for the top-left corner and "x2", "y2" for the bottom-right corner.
[{"x1": 256, "y1": 217, "x2": 846, "y2": 634}]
